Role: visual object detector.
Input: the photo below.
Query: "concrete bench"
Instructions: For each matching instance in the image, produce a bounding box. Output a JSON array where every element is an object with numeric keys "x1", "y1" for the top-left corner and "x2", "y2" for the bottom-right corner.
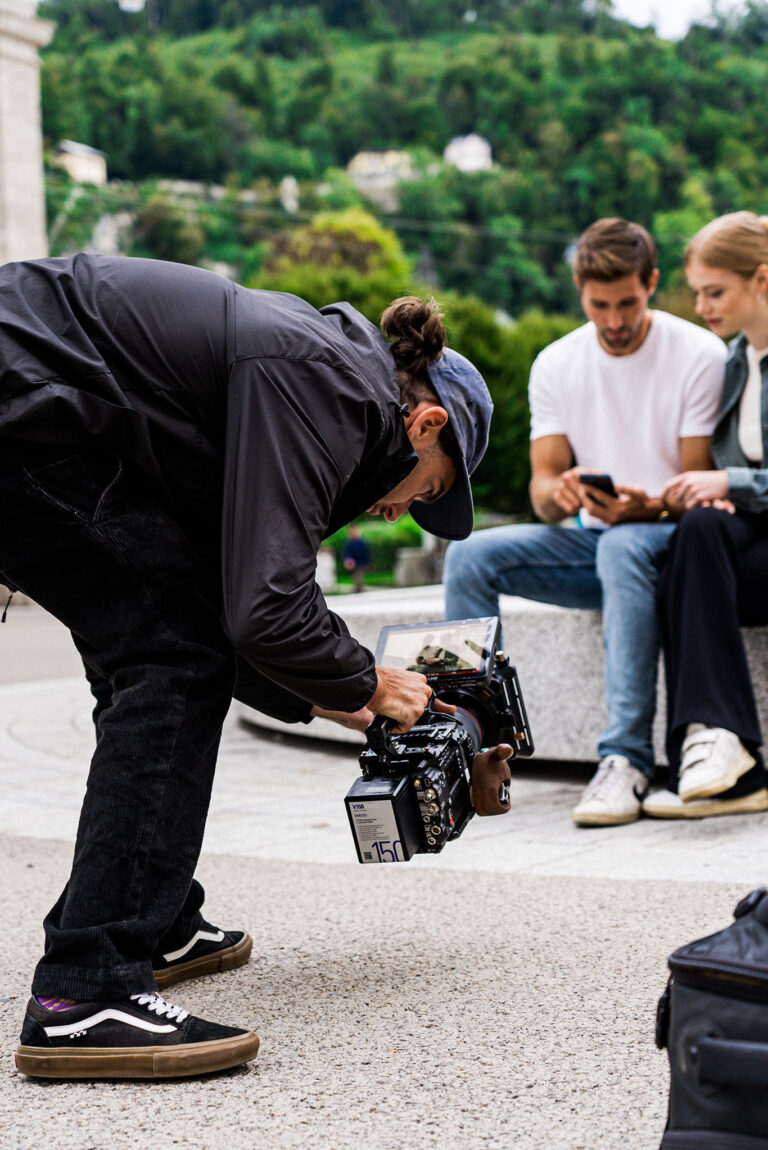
[{"x1": 236, "y1": 585, "x2": 768, "y2": 765}]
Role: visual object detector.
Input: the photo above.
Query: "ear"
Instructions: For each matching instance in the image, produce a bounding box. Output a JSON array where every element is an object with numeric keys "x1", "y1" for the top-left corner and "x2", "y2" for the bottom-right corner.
[
  {"x1": 647, "y1": 268, "x2": 660, "y2": 297},
  {"x1": 755, "y1": 264, "x2": 768, "y2": 295},
  {"x1": 405, "y1": 402, "x2": 449, "y2": 445}
]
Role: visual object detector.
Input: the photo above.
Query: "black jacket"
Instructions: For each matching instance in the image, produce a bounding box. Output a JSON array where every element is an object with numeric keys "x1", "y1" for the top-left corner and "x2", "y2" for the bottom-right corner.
[{"x1": 0, "y1": 254, "x2": 417, "y2": 720}]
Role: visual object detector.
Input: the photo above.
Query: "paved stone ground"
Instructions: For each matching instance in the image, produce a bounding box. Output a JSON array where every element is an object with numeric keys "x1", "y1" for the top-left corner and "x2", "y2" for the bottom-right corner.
[{"x1": 0, "y1": 606, "x2": 765, "y2": 1149}]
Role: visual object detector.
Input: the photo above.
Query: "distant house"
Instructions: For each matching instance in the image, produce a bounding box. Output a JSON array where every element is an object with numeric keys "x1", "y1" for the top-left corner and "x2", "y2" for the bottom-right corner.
[
  {"x1": 347, "y1": 150, "x2": 414, "y2": 212},
  {"x1": 443, "y1": 133, "x2": 493, "y2": 173},
  {"x1": 55, "y1": 140, "x2": 107, "y2": 186}
]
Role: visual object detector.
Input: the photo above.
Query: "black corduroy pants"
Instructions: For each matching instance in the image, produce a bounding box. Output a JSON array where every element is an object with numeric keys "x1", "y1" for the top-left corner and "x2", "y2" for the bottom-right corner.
[{"x1": 0, "y1": 442, "x2": 236, "y2": 999}]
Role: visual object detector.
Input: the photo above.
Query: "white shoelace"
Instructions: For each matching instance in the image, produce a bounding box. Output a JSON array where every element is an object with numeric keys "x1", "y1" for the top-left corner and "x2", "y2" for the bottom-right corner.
[{"x1": 129, "y1": 992, "x2": 189, "y2": 1022}]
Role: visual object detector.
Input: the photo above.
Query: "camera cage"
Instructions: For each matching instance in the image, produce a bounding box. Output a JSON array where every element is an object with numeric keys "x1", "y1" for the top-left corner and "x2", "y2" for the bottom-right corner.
[{"x1": 345, "y1": 616, "x2": 534, "y2": 864}]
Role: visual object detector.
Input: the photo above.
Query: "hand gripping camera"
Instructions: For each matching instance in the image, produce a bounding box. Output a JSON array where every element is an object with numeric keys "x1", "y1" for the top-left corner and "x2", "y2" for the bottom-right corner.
[{"x1": 345, "y1": 617, "x2": 534, "y2": 864}]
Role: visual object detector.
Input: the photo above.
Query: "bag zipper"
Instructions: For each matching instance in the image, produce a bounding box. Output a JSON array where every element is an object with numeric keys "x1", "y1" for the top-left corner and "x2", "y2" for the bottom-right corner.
[{"x1": 671, "y1": 958, "x2": 768, "y2": 1006}]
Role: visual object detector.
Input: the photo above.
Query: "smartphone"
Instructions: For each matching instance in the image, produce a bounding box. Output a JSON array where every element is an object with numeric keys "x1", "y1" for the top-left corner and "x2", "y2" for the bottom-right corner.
[{"x1": 579, "y1": 473, "x2": 618, "y2": 504}]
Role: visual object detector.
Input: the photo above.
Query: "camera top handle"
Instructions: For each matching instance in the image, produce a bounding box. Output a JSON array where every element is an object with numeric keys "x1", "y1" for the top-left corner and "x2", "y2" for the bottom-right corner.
[{"x1": 365, "y1": 693, "x2": 437, "y2": 753}]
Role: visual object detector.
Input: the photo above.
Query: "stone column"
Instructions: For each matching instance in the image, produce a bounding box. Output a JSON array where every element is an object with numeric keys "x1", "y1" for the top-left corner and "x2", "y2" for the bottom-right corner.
[{"x1": 0, "y1": 0, "x2": 54, "y2": 263}]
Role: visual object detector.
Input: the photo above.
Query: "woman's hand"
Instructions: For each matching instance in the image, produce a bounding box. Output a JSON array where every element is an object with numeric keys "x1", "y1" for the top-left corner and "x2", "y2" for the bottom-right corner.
[
  {"x1": 662, "y1": 470, "x2": 729, "y2": 509},
  {"x1": 366, "y1": 665, "x2": 457, "y2": 733},
  {"x1": 708, "y1": 498, "x2": 736, "y2": 514}
]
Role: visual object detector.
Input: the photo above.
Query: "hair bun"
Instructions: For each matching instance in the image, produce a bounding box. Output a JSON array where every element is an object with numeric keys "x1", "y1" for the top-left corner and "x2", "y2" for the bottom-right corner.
[{"x1": 380, "y1": 295, "x2": 446, "y2": 377}]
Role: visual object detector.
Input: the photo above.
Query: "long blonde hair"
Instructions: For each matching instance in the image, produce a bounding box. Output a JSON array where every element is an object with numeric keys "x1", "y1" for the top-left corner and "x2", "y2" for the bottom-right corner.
[{"x1": 685, "y1": 211, "x2": 768, "y2": 279}]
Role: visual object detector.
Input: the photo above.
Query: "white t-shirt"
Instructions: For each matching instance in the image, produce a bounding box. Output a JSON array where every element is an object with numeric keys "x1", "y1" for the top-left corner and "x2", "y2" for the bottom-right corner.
[
  {"x1": 739, "y1": 343, "x2": 767, "y2": 465},
  {"x1": 529, "y1": 310, "x2": 727, "y2": 527}
]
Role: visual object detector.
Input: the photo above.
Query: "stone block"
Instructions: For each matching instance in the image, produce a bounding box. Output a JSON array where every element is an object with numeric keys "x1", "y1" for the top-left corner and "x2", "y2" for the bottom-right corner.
[
  {"x1": 0, "y1": 583, "x2": 33, "y2": 607},
  {"x1": 316, "y1": 548, "x2": 337, "y2": 593}
]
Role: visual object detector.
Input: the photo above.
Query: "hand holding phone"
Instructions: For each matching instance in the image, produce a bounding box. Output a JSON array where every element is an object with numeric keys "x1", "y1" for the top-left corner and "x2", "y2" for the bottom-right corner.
[{"x1": 579, "y1": 472, "x2": 618, "y2": 508}]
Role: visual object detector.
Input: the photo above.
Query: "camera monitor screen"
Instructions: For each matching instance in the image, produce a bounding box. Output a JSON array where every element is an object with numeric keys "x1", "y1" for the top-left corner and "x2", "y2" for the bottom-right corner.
[{"x1": 375, "y1": 617, "x2": 499, "y2": 680}]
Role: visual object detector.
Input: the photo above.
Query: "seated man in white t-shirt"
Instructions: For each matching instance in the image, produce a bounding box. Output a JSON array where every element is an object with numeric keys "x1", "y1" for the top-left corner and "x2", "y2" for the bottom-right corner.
[{"x1": 443, "y1": 218, "x2": 727, "y2": 827}]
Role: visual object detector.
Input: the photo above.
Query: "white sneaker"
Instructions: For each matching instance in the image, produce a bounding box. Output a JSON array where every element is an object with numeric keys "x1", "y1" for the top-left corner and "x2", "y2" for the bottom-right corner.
[
  {"x1": 678, "y1": 724, "x2": 755, "y2": 802},
  {"x1": 642, "y1": 786, "x2": 768, "y2": 819},
  {"x1": 571, "y1": 755, "x2": 649, "y2": 827}
]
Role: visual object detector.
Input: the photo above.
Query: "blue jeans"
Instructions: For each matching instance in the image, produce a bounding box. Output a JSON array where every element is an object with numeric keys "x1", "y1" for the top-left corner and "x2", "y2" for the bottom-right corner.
[{"x1": 443, "y1": 521, "x2": 677, "y2": 777}]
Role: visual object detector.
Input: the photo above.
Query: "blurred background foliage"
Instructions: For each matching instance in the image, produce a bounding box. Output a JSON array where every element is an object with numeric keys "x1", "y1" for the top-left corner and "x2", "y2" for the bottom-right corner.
[
  {"x1": 326, "y1": 516, "x2": 422, "y2": 588},
  {"x1": 39, "y1": 0, "x2": 768, "y2": 520}
]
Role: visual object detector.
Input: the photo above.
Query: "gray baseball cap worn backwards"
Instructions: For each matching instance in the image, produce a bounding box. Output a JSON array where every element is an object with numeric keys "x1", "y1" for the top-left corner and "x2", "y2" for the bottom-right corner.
[{"x1": 408, "y1": 348, "x2": 494, "y2": 543}]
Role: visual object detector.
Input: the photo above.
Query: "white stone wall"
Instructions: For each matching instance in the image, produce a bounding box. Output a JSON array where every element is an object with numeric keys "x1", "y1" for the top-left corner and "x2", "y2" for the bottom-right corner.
[{"x1": 0, "y1": 1, "x2": 54, "y2": 263}]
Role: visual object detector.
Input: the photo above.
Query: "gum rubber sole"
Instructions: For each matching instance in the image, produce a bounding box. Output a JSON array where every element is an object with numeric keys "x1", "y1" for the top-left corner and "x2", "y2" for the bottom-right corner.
[
  {"x1": 153, "y1": 932, "x2": 253, "y2": 989},
  {"x1": 679, "y1": 747, "x2": 756, "y2": 802},
  {"x1": 15, "y1": 1031, "x2": 260, "y2": 1079}
]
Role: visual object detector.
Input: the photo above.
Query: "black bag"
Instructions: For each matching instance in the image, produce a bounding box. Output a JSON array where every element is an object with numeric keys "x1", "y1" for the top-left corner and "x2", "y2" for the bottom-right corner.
[{"x1": 657, "y1": 887, "x2": 768, "y2": 1149}]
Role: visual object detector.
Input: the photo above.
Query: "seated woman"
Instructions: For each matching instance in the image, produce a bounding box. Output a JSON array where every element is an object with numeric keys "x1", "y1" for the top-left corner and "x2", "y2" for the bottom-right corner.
[{"x1": 644, "y1": 211, "x2": 768, "y2": 819}]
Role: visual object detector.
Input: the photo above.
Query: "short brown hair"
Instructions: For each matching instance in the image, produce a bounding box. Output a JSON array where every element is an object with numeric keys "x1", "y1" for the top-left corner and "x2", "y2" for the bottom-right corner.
[{"x1": 574, "y1": 218, "x2": 657, "y2": 288}]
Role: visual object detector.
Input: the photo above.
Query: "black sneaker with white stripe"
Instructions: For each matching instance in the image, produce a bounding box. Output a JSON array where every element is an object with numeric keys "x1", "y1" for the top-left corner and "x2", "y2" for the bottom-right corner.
[
  {"x1": 152, "y1": 920, "x2": 253, "y2": 989},
  {"x1": 16, "y1": 992, "x2": 260, "y2": 1079}
]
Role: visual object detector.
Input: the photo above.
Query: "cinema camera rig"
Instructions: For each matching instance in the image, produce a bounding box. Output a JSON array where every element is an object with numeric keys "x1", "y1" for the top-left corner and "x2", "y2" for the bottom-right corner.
[{"x1": 345, "y1": 617, "x2": 534, "y2": 864}]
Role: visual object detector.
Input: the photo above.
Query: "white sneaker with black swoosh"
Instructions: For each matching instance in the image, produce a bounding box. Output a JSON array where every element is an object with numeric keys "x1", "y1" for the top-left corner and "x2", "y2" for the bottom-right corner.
[
  {"x1": 571, "y1": 755, "x2": 649, "y2": 826},
  {"x1": 15, "y1": 991, "x2": 260, "y2": 1079}
]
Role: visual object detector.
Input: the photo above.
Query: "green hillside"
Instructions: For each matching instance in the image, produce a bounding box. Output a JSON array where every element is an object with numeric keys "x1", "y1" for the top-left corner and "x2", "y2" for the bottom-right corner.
[
  {"x1": 40, "y1": 0, "x2": 768, "y2": 316},
  {"x1": 38, "y1": 0, "x2": 768, "y2": 516}
]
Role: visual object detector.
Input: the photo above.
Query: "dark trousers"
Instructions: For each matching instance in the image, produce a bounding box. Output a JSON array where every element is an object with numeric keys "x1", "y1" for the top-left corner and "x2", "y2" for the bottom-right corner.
[
  {"x1": 0, "y1": 443, "x2": 236, "y2": 999},
  {"x1": 658, "y1": 507, "x2": 768, "y2": 794}
]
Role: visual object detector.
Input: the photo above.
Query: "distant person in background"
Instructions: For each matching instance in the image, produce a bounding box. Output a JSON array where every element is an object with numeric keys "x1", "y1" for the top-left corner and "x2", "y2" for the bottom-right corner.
[
  {"x1": 643, "y1": 212, "x2": 768, "y2": 820},
  {"x1": 443, "y1": 218, "x2": 727, "y2": 828},
  {"x1": 342, "y1": 524, "x2": 373, "y2": 592}
]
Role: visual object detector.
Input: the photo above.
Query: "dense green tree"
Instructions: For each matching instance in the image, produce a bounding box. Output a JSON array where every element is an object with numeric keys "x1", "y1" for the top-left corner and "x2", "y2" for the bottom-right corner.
[
  {"x1": 255, "y1": 207, "x2": 414, "y2": 317},
  {"x1": 130, "y1": 193, "x2": 205, "y2": 264},
  {"x1": 39, "y1": 0, "x2": 768, "y2": 488},
  {"x1": 443, "y1": 301, "x2": 580, "y2": 513}
]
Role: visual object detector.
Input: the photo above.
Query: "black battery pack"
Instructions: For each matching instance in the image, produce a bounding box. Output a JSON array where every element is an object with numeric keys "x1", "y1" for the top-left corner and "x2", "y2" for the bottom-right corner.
[{"x1": 345, "y1": 775, "x2": 423, "y2": 864}]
